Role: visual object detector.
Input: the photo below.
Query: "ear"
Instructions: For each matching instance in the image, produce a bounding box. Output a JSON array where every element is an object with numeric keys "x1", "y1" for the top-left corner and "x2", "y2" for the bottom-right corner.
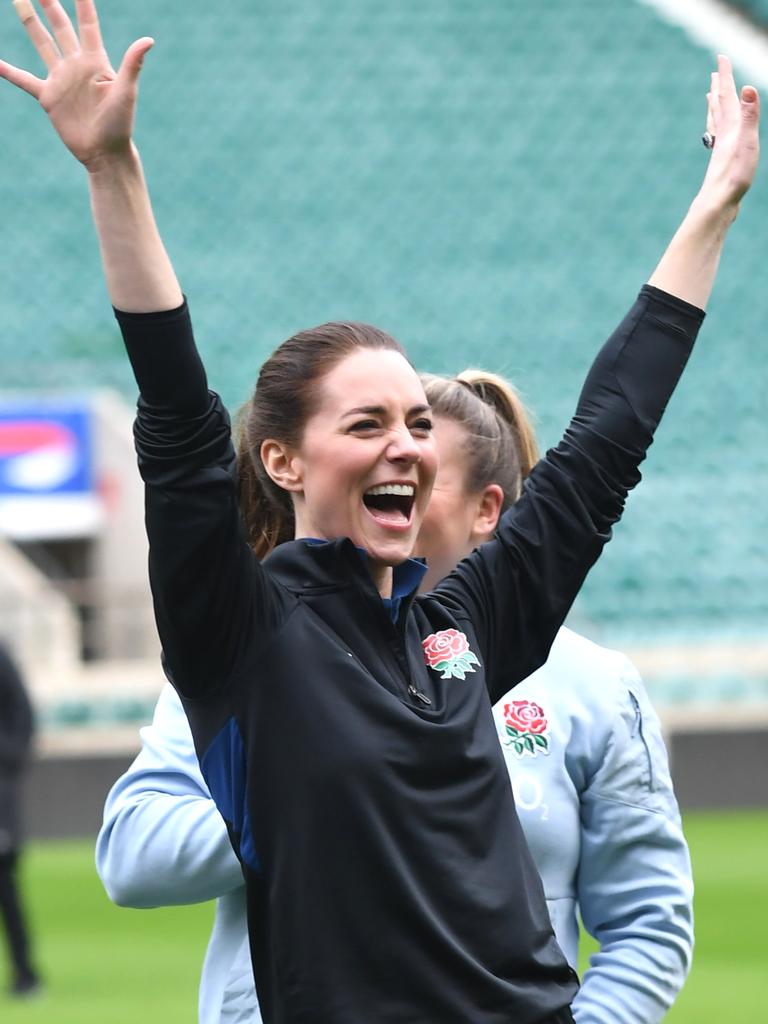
[
  {"x1": 260, "y1": 439, "x2": 304, "y2": 493},
  {"x1": 470, "y1": 483, "x2": 504, "y2": 544}
]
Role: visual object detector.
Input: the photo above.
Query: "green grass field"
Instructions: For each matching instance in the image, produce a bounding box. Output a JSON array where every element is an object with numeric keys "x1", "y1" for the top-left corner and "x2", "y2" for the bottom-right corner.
[{"x1": 1, "y1": 810, "x2": 766, "y2": 1022}]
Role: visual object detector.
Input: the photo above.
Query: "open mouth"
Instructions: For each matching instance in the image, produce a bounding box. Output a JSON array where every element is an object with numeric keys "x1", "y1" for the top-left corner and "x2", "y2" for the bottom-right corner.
[{"x1": 362, "y1": 483, "x2": 416, "y2": 528}]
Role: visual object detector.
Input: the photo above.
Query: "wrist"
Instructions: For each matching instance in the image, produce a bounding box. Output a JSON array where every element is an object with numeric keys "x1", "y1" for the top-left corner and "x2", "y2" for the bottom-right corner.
[
  {"x1": 687, "y1": 190, "x2": 740, "y2": 230},
  {"x1": 85, "y1": 142, "x2": 143, "y2": 182}
]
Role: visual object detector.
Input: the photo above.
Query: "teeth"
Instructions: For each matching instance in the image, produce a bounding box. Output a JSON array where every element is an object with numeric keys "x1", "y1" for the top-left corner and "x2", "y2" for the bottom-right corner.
[{"x1": 365, "y1": 484, "x2": 415, "y2": 497}]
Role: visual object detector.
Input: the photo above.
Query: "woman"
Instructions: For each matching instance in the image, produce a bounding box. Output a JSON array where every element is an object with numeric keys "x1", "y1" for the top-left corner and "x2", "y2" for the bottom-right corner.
[
  {"x1": 97, "y1": 376, "x2": 693, "y2": 1024},
  {"x1": 1, "y1": 2, "x2": 758, "y2": 1021}
]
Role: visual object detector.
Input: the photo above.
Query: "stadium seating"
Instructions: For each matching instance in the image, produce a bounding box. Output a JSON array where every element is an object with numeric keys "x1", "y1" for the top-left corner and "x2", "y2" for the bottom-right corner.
[
  {"x1": 732, "y1": 1, "x2": 768, "y2": 26},
  {"x1": 0, "y1": 0, "x2": 765, "y2": 664}
]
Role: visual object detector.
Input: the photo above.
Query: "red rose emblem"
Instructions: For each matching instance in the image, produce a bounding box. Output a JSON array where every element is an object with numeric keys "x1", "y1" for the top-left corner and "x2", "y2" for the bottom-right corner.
[
  {"x1": 503, "y1": 700, "x2": 547, "y2": 735},
  {"x1": 422, "y1": 628, "x2": 470, "y2": 668}
]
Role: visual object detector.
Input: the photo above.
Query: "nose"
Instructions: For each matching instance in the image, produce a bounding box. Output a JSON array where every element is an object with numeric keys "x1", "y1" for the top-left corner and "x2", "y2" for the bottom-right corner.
[{"x1": 386, "y1": 424, "x2": 421, "y2": 464}]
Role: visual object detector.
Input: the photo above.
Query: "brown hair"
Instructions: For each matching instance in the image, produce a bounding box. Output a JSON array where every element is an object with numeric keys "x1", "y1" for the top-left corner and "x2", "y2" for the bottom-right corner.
[
  {"x1": 421, "y1": 369, "x2": 539, "y2": 513},
  {"x1": 237, "y1": 321, "x2": 406, "y2": 559}
]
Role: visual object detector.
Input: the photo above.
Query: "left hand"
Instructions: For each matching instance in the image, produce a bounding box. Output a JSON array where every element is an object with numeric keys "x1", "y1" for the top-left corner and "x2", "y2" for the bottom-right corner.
[
  {"x1": 0, "y1": 0, "x2": 154, "y2": 171},
  {"x1": 699, "y1": 54, "x2": 760, "y2": 211}
]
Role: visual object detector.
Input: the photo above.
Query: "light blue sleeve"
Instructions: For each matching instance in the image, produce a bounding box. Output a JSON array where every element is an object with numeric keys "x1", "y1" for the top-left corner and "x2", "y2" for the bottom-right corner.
[
  {"x1": 95, "y1": 683, "x2": 244, "y2": 908},
  {"x1": 573, "y1": 666, "x2": 694, "y2": 1024}
]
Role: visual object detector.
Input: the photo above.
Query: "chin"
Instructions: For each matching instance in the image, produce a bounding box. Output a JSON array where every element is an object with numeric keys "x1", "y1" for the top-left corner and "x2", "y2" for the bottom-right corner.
[{"x1": 364, "y1": 536, "x2": 416, "y2": 567}]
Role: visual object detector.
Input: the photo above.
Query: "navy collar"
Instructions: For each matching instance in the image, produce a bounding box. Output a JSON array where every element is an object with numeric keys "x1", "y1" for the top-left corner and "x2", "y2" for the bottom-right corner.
[
  {"x1": 263, "y1": 535, "x2": 428, "y2": 607},
  {"x1": 354, "y1": 548, "x2": 427, "y2": 622},
  {"x1": 355, "y1": 547, "x2": 427, "y2": 600},
  {"x1": 302, "y1": 538, "x2": 427, "y2": 598}
]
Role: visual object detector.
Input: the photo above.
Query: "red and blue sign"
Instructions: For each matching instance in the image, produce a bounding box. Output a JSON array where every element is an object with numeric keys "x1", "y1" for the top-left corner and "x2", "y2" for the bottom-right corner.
[{"x1": 0, "y1": 402, "x2": 93, "y2": 496}]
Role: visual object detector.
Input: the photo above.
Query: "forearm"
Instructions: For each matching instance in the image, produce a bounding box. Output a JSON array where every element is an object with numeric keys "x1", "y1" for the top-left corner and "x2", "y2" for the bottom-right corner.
[
  {"x1": 97, "y1": 783, "x2": 244, "y2": 907},
  {"x1": 88, "y1": 146, "x2": 182, "y2": 313},
  {"x1": 571, "y1": 286, "x2": 703, "y2": 459},
  {"x1": 574, "y1": 926, "x2": 692, "y2": 1024},
  {"x1": 647, "y1": 195, "x2": 737, "y2": 310}
]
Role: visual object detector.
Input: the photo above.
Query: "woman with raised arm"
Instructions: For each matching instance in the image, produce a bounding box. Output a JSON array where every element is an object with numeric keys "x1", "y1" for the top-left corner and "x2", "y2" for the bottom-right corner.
[{"x1": 1, "y1": 2, "x2": 759, "y2": 1022}]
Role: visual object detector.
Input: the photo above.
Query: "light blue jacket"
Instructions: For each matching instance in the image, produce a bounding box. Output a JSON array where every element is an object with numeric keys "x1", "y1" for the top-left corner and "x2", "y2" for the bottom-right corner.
[
  {"x1": 495, "y1": 628, "x2": 693, "y2": 1022},
  {"x1": 96, "y1": 627, "x2": 693, "y2": 1024}
]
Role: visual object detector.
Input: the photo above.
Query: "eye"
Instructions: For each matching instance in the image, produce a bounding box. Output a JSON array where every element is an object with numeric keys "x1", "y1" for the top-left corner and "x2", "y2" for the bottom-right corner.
[
  {"x1": 349, "y1": 419, "x2": 380, "y2": 433},
  {"x1": 410, "y1": 418, "x2": 433, "y2": 435}
]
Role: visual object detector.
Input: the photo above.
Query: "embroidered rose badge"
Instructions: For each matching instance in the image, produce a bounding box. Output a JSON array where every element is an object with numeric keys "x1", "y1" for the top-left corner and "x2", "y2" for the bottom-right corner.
[
  {"x1": 422, "y1": 629, "x2": 480, "y2": 680},
  {"x1": 503, "y1": 700, "x2": 550, "y2": 758}
]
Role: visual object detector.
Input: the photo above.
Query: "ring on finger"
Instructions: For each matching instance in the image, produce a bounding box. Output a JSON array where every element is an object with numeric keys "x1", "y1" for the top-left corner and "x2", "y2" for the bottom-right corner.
[{"x1": 702, "y1": 131, "x2": 716, "y2": 149}]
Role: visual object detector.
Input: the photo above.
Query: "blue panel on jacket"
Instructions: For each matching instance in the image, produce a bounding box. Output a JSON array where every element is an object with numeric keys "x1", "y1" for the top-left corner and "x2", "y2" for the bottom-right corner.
[{"x1": 201, "y1": 717, "x2": 261, "y2": 873}]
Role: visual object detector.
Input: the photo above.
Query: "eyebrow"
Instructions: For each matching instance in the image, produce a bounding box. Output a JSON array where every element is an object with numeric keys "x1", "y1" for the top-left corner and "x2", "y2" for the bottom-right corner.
[{"x1": 342, "y1": 404, "x2": 432, "y2": 419}]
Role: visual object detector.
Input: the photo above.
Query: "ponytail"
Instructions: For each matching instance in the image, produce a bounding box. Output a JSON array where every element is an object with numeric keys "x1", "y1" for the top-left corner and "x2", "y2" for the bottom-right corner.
[
  {"x1": 421, "y1": 369, "x2": 538, "y2": 511},
  {"x1": 455, "y1": 370, "x2": 539, "y2": 479}
]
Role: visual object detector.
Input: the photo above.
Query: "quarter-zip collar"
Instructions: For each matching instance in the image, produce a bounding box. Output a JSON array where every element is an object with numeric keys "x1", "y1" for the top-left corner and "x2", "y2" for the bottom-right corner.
[
  {"x1": 264, "y1": 536, "x2": 433, "y2": 707},
  {"x1": 265, "y1": 537, "x2": 427, "y2": 618}
]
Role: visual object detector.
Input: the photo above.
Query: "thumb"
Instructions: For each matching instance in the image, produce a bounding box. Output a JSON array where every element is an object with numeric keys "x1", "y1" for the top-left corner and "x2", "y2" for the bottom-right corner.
[
  {"x1": 740, "y1": 84, "x2": 760, "y2": 123},
  {"x1": 117, "y1": 37, "x2": 155, "y2": 87}
]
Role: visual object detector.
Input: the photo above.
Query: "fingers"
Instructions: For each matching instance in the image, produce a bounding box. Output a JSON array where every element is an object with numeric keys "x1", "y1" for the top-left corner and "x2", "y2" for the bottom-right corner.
[
  {"x1": 741, "y1": 85, "x2": 760, "y2": 119},
  {"x1": 0, "y1": 57, "x2": 44, "y2": 99},
  {"x1": 116, "y1": 36, "x2": 154, "y2": 87},
  {"x1": 709, "y1": 59, "x2": 760, "y2": 145},
  {"x1": 716, "y1": 54, "x2": 740, "y2": 122},
  {"x1": 39, "y1": 0, "x2": 79, "y2": 57},
  {"x1": 705, "y1": 91, "x2": 715, "y2": 136},
  {"x1": 74, "y1": 0, "x2": 103, "y2": 53},
  {"x1": 740, "y1": 85, "x2": 760, "y2": 146},
  {"x1": 13, "y1": 0, "x2": 60, "y2": 70},
  {"x1": 709, "y1": 71, "x2": 720, "y2": 131}
]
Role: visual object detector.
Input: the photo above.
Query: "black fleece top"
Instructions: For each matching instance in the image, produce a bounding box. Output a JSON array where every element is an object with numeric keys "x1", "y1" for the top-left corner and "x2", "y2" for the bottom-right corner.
[{"x1": 118, "y1": 286, "x2": 703, "y2": 1024}]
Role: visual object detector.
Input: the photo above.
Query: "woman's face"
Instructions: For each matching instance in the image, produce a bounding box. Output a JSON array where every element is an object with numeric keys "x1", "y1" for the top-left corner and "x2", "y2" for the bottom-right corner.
[
  {"x1": 286, "y1": 347, "x2": 438, "y2": 590},
  {"x1": 415, "y1": 416, "x2": 494, "y2": 591}
]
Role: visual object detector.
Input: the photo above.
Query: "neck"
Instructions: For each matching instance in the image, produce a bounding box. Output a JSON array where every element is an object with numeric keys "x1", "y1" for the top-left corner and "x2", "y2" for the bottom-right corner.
[
  {"x1": 369, "y1": 562, "x2": 394, "y2": 599},
  {"x1": 292, "y1": 521, "x2": 396, "y2": 598}
]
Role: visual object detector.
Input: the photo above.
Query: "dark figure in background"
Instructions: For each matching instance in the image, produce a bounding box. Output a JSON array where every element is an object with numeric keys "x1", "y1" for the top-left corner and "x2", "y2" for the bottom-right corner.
[{"x1": 0, "y1": 643, "x2": 41, "y2": 998}]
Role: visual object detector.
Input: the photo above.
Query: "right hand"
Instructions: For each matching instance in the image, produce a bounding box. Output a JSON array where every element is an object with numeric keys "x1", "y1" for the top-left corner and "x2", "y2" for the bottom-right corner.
[
  {"x1": 0, "y1": 0, "x2": 153, "y2": 170},
  {"x1": 699, "y1": 54, "x2": 760, "y2": 212}
]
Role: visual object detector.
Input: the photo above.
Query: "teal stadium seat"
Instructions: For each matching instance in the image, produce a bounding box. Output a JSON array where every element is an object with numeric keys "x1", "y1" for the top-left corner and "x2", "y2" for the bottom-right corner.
[
  {"x1": 44, "y1": 700, "x2": 94, "y2": 728},
  {"x1": 731, "y1": 2, "x2": 768, "y2": 27},
  {"x1": 0, "y1": 0, "x2": 765, "y2": 649},
  {"x1": 41, "y1": 697, "x2": 156, "y2": 729}
]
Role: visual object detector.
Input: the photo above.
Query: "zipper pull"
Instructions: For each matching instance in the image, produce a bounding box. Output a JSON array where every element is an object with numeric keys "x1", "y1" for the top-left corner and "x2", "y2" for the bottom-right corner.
[{"x1": 408, "y1": 684, "x2": 431, "y2": 706}]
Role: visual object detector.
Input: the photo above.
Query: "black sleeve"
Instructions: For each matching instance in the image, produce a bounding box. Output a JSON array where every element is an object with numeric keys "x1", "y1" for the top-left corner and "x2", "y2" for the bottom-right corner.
[
  {"x1": 0, "y1": 646, "x2": 34, "y2": 771},
  {"x1": 433, "y1": 285, "x2": 704, "y2": 703},
  {"x1": 116, "y1": 301, "x2": 291, "y2": 698}
]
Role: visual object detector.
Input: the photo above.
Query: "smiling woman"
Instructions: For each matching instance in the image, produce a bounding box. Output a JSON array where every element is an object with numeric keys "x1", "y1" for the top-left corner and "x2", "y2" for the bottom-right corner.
[
  {"x1": 254, "y1": 342, "x2": 437, "y2": 593},
  {"x1": 234, "y1": 320, "x2": 429, "y2": 571},
  {"x1": 0, "y1": 2, "x2": 760, "y2": 1022}
]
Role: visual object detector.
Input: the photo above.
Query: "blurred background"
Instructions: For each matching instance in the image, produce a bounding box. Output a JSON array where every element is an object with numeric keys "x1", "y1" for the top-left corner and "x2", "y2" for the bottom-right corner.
[{"x1": 0, "y1": 0, "x2": 765, "y2": 1020}]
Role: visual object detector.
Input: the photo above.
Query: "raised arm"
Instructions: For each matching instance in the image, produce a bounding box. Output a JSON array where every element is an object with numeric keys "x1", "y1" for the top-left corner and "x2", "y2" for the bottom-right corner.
[
  {"x1": 648, "y1": 55, "x2": 759, "y2": 308},
  {"x1": 434, "y1": 58, "x2": 759, "y2": 699},
  {"x1": 2, "y1": 0, "x2": 290, "y2": 698},
  {"x1": 0, "y1": 0, "x2": 180, "y2": 311}
]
